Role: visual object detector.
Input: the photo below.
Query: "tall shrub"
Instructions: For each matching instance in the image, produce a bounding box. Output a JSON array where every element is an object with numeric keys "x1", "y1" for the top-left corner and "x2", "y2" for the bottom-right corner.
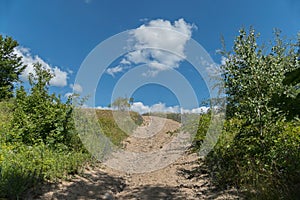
[{"x1": 9, "y1": 63, "x2": 81, "y2": 150}]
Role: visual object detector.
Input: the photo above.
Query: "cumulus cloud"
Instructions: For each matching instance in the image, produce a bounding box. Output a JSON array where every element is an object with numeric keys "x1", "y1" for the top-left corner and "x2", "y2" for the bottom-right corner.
[
  {"x1": 51, "y1": 67, "x2": 68, "y2": 87},
  {"x1": 129, "y1": 102, "x2": 150, "y2": 113},
  {"x1": 130, "y1": 102, "x2": 208, "y2": 114},
  {"x1": 95, "y1": 101, "x2": 208, "y2": 114},
  {"x1": 14, "y1": 46, "x2": 68, "y2": 87},
  {"x1": 106, "y1": 18, "x2": 195, "y2": 77}
]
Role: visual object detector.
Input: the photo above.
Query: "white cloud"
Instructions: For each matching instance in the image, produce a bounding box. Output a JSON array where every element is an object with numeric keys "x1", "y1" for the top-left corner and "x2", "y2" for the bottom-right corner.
[
  {"x1": 106, "y1": 66, "x2": 124, "y2": 77},
  {"x1": 181, "y1": 107, "x2": 210, "y2": 114},
  {"x1": 96, "y1": 106, "x2": 111, "y2": 110},
  {"x1": 130, "y1": 101, "x2": 208, "y2": 114},
  {"x1": 14, "y1": 46, "x2": 68, "y2": 87},
  {"x1": 150, "y1": 103, "x2": 180, "y2": 113},
  {"x1": 95, "y1": 101, "x2": 209, "y2": 114},
  {"x1": 51, "y1": 67, "x2": 68, "y2": 87},
  {"x1": 106, "y1": 18, "x2": 195, "y2": 77},
  {"x1": 64, "y1": 83, "x2": 83, "y2": 98},
  {"x1": 70, "y1": 83, "x2": 83, "y2": 93},
  {"x1": 130, "y1": 102, "x2": 150, "y2": 114}
]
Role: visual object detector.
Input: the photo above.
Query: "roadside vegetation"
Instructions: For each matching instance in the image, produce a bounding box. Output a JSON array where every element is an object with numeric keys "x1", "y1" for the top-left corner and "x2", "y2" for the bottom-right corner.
[
  {"x1": 0, "y1": 35, "x2": 142, "y2": 199},
  {"x1": 0, "y1": 55, "x2": 90, "y2": 199},
  {"x1": 1, "y1": 27, "x2": 299, "y2": 199},
  {"x1": 143, "y1": 112, "x2": 182, "y2": 123},
  {"x1": 193, "y1": 28, "x2": 300, "y2": 199},
  {"x1": 96, "y1": 109, "x2": 143, "y2": 146}
]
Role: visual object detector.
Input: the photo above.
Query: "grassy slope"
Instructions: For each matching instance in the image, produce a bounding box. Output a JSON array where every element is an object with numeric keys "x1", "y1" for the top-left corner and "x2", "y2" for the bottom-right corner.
[
  {"x1": 96, "y1": 109, "x2": 143, "y2": 146},
  {"x1": 142, "y1": 112, "x2": 182, "y2": 123},
  {"x1": 0, "y1": 103, "x2": 143, "y2": 198}
]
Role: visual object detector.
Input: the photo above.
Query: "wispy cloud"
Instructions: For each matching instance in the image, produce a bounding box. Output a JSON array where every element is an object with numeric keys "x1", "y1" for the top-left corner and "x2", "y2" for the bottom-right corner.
[
  {"x1": 70, "y1": 83, "x2": 83, "y2": 93},
  {"x1": 106, "y1": 66, "x2": 123, "y2": 77},
  {"x1": 64, "y1": 83, "x2": 83, "y2": 98},
  {"x1": 14, "y1": 46, "x2": 68, "y2": 87},
  {"x1": 106, "y1": 18, "x2": 195, "y2": 77}
]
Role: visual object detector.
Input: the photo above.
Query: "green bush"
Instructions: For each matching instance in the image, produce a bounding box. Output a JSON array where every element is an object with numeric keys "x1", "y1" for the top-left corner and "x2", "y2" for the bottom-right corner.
[
  {"x1": 204, "y1": 119, "x2": 300, "y2": 199},
  {"x1": 200, "y1": 28, "x2": 300, "y2": 199},
  {"x1": 191, "y1": 113, "x2": 211, "y2": 149},
  {"x1": 0, "y1": 64, "x2": 90, "y2": 199},
  {"x1": 0, "y1": 143, "x2": 89, "y2": 199},
  {"x1": 0, "y1": 165, "x2": 41, "y2": 200},
  {"x1": 0, "y1": 101, "x2": 13, "y2": 145},
  {"x1": 193, "y1": 111, "x2": 300, "y2": 199},
  {"x1": 8, "y1": 63, "x2": 83, "y2": 151}
]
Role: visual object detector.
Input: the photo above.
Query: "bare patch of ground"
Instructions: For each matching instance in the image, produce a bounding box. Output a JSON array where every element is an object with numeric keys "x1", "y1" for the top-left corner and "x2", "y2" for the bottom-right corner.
[{"x1": 31, "y1": 116, "x2": 243, "y2": 200}]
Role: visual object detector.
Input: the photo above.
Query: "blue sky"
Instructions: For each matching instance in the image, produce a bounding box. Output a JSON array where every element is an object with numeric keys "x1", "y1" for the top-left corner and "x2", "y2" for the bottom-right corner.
[{"x1": 1, "y1": 0, "x2": 299, "y2": 113}]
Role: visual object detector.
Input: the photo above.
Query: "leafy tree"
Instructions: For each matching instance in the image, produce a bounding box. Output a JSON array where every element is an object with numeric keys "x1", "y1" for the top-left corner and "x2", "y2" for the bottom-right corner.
[
  {"x1": 129, "y1": 97, "x2": 134, "y2": 105},
  {"x1": 220, "y1": 28, "x2": 299, "y2": 130},
  {"x1": 0, "y1": 35, "x2": 26, "y2": 100},
  {"x1": 206, "y1": 28, "x2": 300, "y2": 198},
  {"x1": 279, "y1": 45, "x2": 300, "y2": 118},
  {"x1": 111, "y1": 97, "x2": 130, "y2": 111},
  {"x1": 10, "y1": 63, "x2": 81, "y2": 150}
]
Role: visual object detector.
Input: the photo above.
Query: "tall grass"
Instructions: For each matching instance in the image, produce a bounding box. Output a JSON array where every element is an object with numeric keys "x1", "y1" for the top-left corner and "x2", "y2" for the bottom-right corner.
[
  {"x1": 195, "y1": 113, "x2": 300, "y2": 199},
  {"x1": 142, "y1": 112, "x2": 182, "y2": 123},
  {"x1": 0, "y1": 102, "x2": 145, "y2": 199},
  {"x1": 96, "y1": 109, "x2": 143, "y2": 146},
  {"x1": 0, "y1": 101, "x2": 90, "y2": 199}
]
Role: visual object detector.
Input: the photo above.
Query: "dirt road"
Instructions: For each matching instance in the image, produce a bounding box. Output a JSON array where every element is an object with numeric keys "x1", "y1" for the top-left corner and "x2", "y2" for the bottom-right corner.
[{"x1": 33, "y1": 116, "x2": 241, "y2": 200}]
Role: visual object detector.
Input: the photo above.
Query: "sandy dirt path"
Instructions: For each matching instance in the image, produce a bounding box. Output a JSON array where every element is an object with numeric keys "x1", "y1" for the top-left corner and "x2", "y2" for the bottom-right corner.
[{"x1": 32, "y1": 116, "x2": 242, "y2": 200}]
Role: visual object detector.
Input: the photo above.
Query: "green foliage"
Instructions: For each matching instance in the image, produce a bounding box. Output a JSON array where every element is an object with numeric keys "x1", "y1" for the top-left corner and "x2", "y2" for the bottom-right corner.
[
  {"x1": 221, "y1": 28, "x2": 299, "y2": 124},
  {"x1": 284, "y1": 67, "x2": 300, "y2": 86},
  {"x1": 0, "y1": 165, "x2": 42, "y2": 200},
  {"x1": 280, "y1": 66, "x2": 300, "y2": 119},
  {"x1": 202, "y1": 28, "x2": 300, "y2": 199},
  {"x1": 190, "y1": 113, "x2": 211, "y2": 150},
  {"x1": 111, "y1": 97, "x2": 130, "y2": 111},
  {"x1": 0, "y1": 143, "x2": 89, "y2": 199},
  {"x1": 0, "y1": 96, "x2": 89, "y2": 199},
  {"x1": 0, "y1": 62, "x2": 89, "y2": 198},
  {"x1": 142, "y1": 112, "x2": 182, "y2": 123},
  {"x1": 1, "y1": 144, "x2": 89, "y2": 180},
  {"x1": 0, "y1": 35, "x2": 26, "y2": 100},
  {"x1": 206, "y1": 119, "x2": 300, "y2": 199},
  {"x1": 9, "y1": 63, "x2": 82, "y2": 150},
  {"x1": 0, "y1": 101, "x2": 13, "y2": 145},
  {"x1": 96, "y1": 109, "x2": 143, "y2": 146}
]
